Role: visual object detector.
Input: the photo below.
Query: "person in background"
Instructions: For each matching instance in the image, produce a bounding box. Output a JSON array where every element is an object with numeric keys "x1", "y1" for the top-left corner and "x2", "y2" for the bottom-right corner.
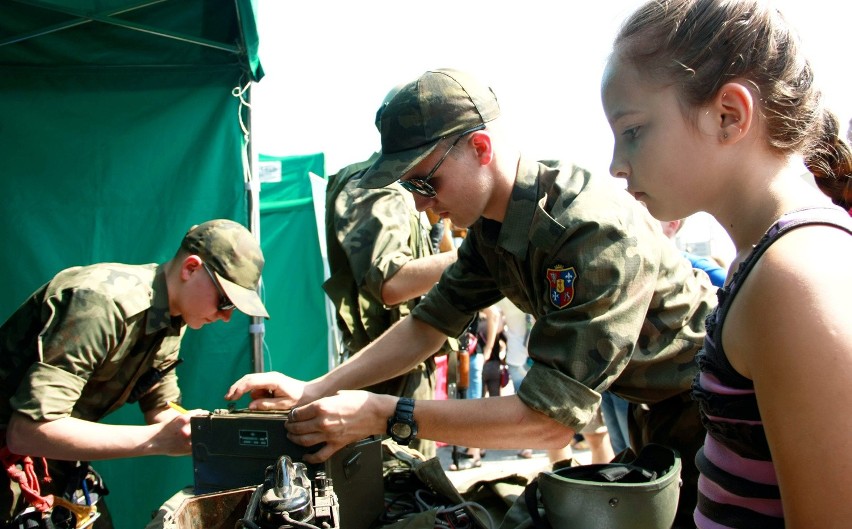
[
  {"x1": 481, "y1": 307, "x2": 508, "y2": 399},
  {"x1": 599, "y1": 390, "x2": 630, "y2": 455},
  {"x1": 426, "y1": 209, "x2": 455, "y2": 254},
  {"x1": 1, "y1": 219, "x2": 269, "y2": 529},
  {"x1": 496, "y1": 298, "x2": 535, "y2": 459},
  {"x1": 226, "y1": 68, "x2": 716, "y2": 526},
  {"x1": 323, "y1": 86, "x2": 459, "y2": 460},
  {"x1": 604, "y1": 1, "x2": 852, "y2": 526},
  {"x1": 659, "y1": 218, "x2": 727, "y2": 288},
  {"x1": 465, "y1": 306, "x2": 492, "y2": 403},
  {"x1": 449, "y1": 304, "x2": 501, "y2": 470}
]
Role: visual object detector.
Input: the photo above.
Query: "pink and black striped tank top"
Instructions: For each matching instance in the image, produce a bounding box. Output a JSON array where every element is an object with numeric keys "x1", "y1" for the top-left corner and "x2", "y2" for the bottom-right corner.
[{"x1": 692, "y1": 207, "x2": 852, "y2": 529}]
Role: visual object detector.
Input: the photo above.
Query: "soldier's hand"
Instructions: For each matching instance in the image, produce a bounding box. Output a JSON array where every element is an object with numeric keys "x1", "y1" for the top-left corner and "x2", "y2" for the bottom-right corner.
[
  {"x1": 225, "y1": 371, "x2": 306, "y2": 410},
  {"x1": 153, "y1": 413, "x2": 195, "y2": 456},
  {"x1": 285, "y1": 390, "x2": 392, "y2": 463}
]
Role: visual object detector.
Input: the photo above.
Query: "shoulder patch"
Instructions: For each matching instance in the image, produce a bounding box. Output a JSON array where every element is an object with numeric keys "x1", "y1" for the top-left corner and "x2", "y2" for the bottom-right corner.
[{"x1": 546, "y1": 265, "x2": 576, "y2": 309}]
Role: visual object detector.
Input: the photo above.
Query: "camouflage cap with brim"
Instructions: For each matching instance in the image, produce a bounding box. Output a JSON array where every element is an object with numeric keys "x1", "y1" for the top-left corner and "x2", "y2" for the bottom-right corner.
[
  {"x1": 181, "y1": 219, "x2": 270, "y2": 319},
  {"x1": 359, "y1": 68, "x2": 501, "y2": 190}
]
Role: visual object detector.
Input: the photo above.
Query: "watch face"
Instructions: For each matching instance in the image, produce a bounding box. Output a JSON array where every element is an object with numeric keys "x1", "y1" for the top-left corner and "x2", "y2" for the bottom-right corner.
[{"x1": 391, "y1": 422, "x2": 412, "y2": 438}]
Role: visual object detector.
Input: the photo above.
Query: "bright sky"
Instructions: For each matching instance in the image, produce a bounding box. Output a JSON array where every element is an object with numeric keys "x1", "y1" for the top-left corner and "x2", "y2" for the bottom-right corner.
[{"x1": 249, "y1": 0, "x2": 851, "y2": 263}]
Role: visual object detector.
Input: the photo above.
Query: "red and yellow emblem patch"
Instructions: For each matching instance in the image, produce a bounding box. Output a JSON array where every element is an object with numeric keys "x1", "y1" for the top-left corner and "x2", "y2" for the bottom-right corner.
[{"x1": 546, "y1": 265, "x2": 577, "y2": 309}]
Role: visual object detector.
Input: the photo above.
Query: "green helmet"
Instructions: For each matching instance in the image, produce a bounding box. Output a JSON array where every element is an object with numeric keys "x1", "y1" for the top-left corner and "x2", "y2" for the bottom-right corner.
[{"x1": 536, "y1": 444, "x2": 681, "y2": 529}]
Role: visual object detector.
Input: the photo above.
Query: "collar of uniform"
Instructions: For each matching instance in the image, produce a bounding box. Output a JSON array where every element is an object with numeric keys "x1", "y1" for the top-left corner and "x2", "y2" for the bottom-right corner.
[
  {"x1": 494, "y1": 156, "x2": 539, "y2": 259},
  {"x1": 147, "y1": 265, "x2": 183, "y2": 336}
]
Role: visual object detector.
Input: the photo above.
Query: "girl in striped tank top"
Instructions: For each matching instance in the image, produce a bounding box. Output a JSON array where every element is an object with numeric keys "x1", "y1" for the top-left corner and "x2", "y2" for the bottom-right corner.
[{"x1": 602, "y1": 1, "x2": 852, "y2": 527}]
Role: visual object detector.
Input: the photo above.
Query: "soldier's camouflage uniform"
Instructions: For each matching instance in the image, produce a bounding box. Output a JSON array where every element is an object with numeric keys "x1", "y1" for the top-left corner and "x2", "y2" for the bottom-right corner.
[
  {"x1": 411, "y1": 158, "x2": 717, "y2": 525},
  {"x1": 323, "y1": 154, "x2": 441, "y2": 458},
  {"x1": 0, "y1": 262, "x2": 184, "y2": 524}
]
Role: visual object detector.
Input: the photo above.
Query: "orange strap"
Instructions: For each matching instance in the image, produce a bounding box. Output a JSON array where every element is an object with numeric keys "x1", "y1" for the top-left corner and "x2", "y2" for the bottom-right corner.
[{"x1": 1, "y1": 445, "x2": 54, "y2": 512}]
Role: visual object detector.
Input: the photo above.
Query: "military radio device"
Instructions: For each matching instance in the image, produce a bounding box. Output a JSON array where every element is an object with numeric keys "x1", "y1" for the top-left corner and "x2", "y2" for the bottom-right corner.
[
  {"x1": 237, "y1": 455, "x2": 339, "y2": 529},
  {"x1": 190, "y1": 408, "x2": 383, "y2": 529}
]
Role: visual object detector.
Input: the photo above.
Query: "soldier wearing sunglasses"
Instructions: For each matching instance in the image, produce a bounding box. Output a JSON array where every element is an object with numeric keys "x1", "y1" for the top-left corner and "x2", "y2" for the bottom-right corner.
[{"x1": 226, "y1": 69, "x2": 716, "y2": 526}]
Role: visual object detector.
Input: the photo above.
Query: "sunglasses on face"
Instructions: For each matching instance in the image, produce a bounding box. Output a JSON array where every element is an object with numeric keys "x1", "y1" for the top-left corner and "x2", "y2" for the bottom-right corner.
[
  {"x1": 202, "y1": 262, "x2": 236, "y2": 312},
  {"x1": 398, "y1": 123, "x2": 486, "y2": 198}
]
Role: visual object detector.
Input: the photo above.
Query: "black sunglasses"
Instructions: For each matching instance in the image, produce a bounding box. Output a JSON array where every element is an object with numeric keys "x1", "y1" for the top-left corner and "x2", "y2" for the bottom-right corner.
[
  {"x1": 398, "y1": 123, "x2": 486, "y2": 198},
  {"x1": 202, "y1": 262, "x2": 236, "y2": 312}
]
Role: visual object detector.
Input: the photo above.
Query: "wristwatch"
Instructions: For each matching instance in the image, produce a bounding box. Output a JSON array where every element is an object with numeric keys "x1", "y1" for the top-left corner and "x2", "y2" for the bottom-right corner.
[{"x1": 386, "y1": 397, "x2": 418, "y2": 445}]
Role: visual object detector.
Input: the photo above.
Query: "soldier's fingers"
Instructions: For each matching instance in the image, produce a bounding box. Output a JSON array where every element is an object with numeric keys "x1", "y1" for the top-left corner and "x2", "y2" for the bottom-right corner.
[
  {"x1": 295, "y1": 441, "x2": 340, "y2": 465},
  {"x1": 224, "y1": 373, "x2": 280, "y2": 400},
  {"x1": 249, "y1": 388, "x2": 279, "y2": 400},
  {"x1": 249, "y1": 397, "x2": 293, "y2": 411},
  {"x1": 287, "y1": 403, "x2": 319, "y2": 422},
  {"x1": 223, "y1": 379, "x2": 252, "y2": 400},
  {"x1": 284, "y1": 412, "x2": 321, "y2": 437},
  {"x1": 287, "y1": 429, "x2": 330, "y2": 449}
]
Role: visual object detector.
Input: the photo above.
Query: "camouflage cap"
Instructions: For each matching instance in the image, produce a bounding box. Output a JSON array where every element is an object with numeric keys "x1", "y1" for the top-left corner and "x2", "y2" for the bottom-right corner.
[
  {"x1": 181, "y1": 219, "x2": 269, "y2": 318},
  {"x1": 359, "y1": 68, "x2": 501, "y2": 189},
  {"x1": 374, "y1": 82, "x2": 408, "y2": 132}
]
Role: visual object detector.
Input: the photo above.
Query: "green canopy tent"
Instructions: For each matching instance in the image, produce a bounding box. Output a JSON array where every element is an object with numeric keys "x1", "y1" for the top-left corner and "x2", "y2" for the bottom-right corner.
[
  {"x1": 0, "y1": 2, "x2": 328, "y2": 528},
  {"x1": 256, "y1": 153, "x2": 331, "y2": 381}
]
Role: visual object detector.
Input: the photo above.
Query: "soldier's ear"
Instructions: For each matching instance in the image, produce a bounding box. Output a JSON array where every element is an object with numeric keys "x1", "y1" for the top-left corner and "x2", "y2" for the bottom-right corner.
[
  {"x1": 470, "y1": 130, "x2": 493, "y2": 166},
  {"x1": 181, "y1": 255, "x2": 203, "y2": 280}
]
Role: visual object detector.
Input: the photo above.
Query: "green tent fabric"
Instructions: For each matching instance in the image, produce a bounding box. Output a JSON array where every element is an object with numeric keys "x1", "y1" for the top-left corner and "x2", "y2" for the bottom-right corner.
[
  {"x1": 0, "y1": 0, "x2": 263, "y2": 80},
  {"x1": 257, "y1": 153, "x2": 330, "y2": 380},
  {"x1": 0, "y1": 2, "x2": 274, "y2": 529}
]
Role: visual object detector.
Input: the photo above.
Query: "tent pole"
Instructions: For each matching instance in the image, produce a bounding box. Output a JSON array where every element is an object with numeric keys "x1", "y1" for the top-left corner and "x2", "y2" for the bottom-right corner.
[
  {"x1": 238, "y1": 77, "x2": 265, "y2": 373},
  {"x1": 249, "y1": 116, "x2": 264, "y2": 373}
]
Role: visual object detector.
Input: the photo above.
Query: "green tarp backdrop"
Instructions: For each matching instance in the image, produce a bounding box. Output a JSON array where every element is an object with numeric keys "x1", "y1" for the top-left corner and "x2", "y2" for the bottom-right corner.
[
  {"x1": 0, "y1": 2, "x2": 329, "y2": 529},
  {"x1": 257, "y1": 152, "x2": 329, "y2": 380}
]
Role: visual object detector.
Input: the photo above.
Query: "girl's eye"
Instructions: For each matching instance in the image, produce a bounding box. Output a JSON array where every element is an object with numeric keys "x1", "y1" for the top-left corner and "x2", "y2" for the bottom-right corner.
[{"x1": 623, "y1": 126, "x2": 640, "y2": 140}]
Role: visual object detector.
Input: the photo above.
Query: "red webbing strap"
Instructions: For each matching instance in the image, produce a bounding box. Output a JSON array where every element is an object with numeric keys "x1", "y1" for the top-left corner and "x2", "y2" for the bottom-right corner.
[{"x1": 1, "y1": 445, "x2": 54, "y2": 512}]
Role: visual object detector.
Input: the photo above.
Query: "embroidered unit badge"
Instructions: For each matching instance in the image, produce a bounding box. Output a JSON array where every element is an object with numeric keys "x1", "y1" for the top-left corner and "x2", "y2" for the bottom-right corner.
[{"x1": 547, "y1": 265, "x2": 576, "y2": 309}]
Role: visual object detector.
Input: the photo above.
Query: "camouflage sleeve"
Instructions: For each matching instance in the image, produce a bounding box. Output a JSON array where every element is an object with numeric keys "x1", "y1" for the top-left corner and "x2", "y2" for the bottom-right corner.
[
  {"x1": 517, "y1": 210, "x2": 662, "y2": 431},
  {"x1": 335, "y1": 182, "x2": 415, "y2": 304},
  {"x1": 10, "y1": 287, "x2": 123, "y2": 421},
  {"x1": 519, "y1": 362, "x2": 603, "y2": 431},
  {"x1": 412, "y1": 235, "x2": 504, "y2": 338}
]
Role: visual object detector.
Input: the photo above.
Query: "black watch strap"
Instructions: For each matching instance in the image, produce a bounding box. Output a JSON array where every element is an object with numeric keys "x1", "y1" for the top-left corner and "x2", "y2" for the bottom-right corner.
[
  {"x1": 395, "y1": 397, "x2": 415, "y2": 419},
  {"x1": 387, "y1": 397, "x2": 418, "y2": 445}
]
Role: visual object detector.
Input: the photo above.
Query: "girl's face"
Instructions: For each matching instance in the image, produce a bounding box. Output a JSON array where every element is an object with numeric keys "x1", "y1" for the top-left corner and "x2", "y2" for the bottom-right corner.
[{"x1": 601, "y1": 53, "x2": 717, "y2": 221}]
